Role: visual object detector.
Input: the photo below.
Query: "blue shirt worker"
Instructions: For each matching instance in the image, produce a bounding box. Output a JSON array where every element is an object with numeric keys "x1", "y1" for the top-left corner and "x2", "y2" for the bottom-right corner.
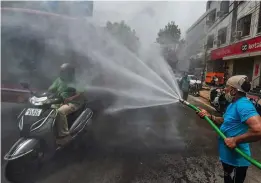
[{"x1": 198, "y1": 75, "x2": 261, "y2": 183}]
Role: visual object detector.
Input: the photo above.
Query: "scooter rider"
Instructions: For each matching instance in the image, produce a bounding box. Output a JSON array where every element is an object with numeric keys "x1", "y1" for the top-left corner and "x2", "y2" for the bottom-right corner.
[{"x1": 48, "y1": 63, "x2": 84, "y2": 145}]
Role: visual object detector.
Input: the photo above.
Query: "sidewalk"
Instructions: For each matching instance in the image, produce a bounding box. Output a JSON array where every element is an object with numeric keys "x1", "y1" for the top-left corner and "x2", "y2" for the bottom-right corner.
[{"x1": 199, "y1": 90, "x2": 210, "y2": 101}]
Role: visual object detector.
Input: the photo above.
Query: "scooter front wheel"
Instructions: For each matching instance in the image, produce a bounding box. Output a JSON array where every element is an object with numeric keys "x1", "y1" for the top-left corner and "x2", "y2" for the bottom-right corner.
[{"x1": 5, "y1": 153, "x2": 43, "y2": 183}]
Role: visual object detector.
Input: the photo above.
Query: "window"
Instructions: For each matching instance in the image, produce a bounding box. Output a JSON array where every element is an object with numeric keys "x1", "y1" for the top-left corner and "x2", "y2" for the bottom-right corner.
[
  {"x1": 257, "y1": 2, "x2": 261, "y2": 33},
  {"x1": 206, "y1": 1, "x2": 212, "y2": 10},
  {"x1": 218, "y1": 27, "x2": 227, "y2": 44},
  {"x1": 237, "y1": 14, "x2": 252, "y2": 37},
  {"x1": 239, "y1": 1, "x2": 245, "y2": 5},
  {"x1": 220, "y1": 1, "x2": 229, "y2": 14},
  {"x1": 207, "y1": 35, "x2": 214, "y2": 49},
  {"x1": 206, "y1": 9, "x2": 216, "y2": 26}
]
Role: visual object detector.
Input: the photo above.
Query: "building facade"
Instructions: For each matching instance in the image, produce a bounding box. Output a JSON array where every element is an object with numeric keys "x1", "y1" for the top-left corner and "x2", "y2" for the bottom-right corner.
[
  {"x1": 1, "y1": 2, "x2": 94, "y2": 103},
  {"x1": 178, "y1": 11, "x2": 207, "y2": 78},
  {"x1": 205, "y1": 1, "x2": 261, "y2": 88}
]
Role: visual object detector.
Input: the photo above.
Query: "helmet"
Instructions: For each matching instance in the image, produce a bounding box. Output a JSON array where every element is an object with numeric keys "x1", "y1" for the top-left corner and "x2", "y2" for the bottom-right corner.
[{"x1": 60, "y1": 63, "x2": 75, "y2": 82}]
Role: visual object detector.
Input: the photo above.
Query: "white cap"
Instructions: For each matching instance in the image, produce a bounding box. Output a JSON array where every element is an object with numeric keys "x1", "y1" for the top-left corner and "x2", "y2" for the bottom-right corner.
[{"x1": 226, "y1": 75, "x2": 249, "y2": 92}]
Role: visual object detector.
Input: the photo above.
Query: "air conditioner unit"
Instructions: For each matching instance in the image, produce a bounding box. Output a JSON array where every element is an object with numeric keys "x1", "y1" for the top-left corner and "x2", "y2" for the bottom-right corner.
[
  {"x1": 232, "y1": 31, "x2": 243, "y2": 39},
  {"x1": 206, "y1": 16, "x2": 214, "y2": 26},
  {"x1": 206, "y1": 20, "x2": 214, "y2": 26},
  {"x1": 217, "y1": 11, "x2": 225, "y2": 17},
  {"x1": 236, "y1": 31, "x2": 243, "y2": 39},
  {"x1": 232, "y1": 31, "x2": 237, "y2": 38},
  {"x1": 214, "y1": 40, "x2": 222, "y2": 46}
]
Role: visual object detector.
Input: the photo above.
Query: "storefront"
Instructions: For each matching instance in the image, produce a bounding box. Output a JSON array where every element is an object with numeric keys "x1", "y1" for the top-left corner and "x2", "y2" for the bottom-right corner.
[
  {"x1": 205, "y1": 59, "x2": 225, "y2": 85},
  {"x1": 210, "y1": 36, "x2": 261, "y2": 87},
  {"x1": 233, "y1": 57, "x2": 254, "y2": 79}
]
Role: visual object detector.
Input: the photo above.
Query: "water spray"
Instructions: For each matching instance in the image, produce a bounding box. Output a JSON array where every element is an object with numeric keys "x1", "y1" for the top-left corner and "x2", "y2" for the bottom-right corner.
[{"x1": 179, "y1": 99, "x2": 261, "y2": 170}]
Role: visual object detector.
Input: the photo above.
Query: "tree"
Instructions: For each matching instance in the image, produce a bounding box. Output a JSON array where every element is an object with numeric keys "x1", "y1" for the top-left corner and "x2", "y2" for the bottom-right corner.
[
  {"x1": 156, "y1": 21, "x2": 181, "y2": 70},
  {"x1": 105, "y1": 21, "x2": 140, "y2": 54},
  {"x1": 156, "y1": 21, "x2": 181, "y2": 45}
]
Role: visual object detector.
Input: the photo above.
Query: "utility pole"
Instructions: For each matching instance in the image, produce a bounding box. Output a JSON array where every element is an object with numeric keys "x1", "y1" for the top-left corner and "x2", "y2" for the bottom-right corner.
[{"x1": 201, "y1": 45, "x2": 208, "y2": 85}]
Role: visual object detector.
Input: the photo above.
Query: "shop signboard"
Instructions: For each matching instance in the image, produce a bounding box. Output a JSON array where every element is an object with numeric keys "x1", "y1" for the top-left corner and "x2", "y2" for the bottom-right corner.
[{"x1": 211, "y1": 36, "x2": 261, "y2": 60}]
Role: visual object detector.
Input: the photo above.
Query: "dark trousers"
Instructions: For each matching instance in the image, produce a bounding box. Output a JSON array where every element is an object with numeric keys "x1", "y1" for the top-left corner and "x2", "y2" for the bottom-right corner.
[
  {"x1": 182, "y1": 91, "x2": 188, "y2": 100},
  {"x1": 222, "y1": 162, "x2": 248, "y2": 183}
]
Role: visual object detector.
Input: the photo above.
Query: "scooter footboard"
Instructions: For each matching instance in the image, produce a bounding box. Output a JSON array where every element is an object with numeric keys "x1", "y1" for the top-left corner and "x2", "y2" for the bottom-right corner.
[{"x1": 4, "y1": 138, "x2": 40, "y2": 161}]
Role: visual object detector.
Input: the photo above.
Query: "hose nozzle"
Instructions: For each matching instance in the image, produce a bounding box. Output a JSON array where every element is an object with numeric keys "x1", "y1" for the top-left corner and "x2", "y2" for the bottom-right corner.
[
  {"x1": 179, "y1": 98, "x2": 190, "y2": 106},
  {"x1": 179, "y1": 98, "x2": 184, "y2": 103}
]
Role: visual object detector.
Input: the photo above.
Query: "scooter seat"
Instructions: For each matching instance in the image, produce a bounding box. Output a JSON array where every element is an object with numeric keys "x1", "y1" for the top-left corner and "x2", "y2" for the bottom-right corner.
[{"x1": 69, "y1": 108, "x2": 93, "y2": 134}]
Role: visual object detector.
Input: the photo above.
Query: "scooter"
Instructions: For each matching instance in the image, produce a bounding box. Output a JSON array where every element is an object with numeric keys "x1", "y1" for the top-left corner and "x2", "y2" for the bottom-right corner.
[
  {"x1": 209, "y1": 87, "x2": 229, "y2": 114},
  {"x1": 4, "y1": 83, "x2": 93, "y2": 183},
  {"x1": 189, "y1": 83, "x2": 200, "y2": 97},
  {"x1": 249, "y1": 97, "x2": 261, "y2": 116}
]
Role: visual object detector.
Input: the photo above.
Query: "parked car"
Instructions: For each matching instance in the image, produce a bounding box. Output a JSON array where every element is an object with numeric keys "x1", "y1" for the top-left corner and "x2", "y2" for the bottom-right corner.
[{"x1": 188, "y1": 75, "x2": 202, "y2": 86}]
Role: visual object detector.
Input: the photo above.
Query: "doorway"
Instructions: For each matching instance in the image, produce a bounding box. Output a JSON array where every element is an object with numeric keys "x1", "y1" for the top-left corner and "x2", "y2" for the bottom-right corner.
[{"x1": 233, "y1": 58, "x2": 254, "y2": 80}]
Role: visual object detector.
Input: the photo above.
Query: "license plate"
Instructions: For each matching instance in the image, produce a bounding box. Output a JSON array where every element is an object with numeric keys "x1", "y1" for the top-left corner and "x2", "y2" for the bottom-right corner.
[{"x1": 25, "y1": 108, "x2": 42, "y2": 116}]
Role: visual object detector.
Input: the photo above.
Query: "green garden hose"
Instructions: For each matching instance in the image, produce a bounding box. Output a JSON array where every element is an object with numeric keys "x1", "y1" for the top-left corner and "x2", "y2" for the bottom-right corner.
[{"x1": 179, "y1": 99, "x2": 261, "y2": 170}]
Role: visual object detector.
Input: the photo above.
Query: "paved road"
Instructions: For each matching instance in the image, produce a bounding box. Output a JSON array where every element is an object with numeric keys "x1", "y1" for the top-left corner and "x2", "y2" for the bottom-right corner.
[{"x1": 1, "y1": 97, "x2": 261, "y2": 183}]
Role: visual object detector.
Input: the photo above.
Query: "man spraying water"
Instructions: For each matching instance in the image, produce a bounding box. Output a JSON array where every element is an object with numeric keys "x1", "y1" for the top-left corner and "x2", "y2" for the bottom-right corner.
[{"x1": 197, "y1": 75, "x2": 261, "y2": 183}]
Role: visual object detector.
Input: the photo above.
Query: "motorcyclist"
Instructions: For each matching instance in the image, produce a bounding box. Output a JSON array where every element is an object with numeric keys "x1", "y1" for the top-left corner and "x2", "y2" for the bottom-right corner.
[
  {"x1": 48, "y1": 63, "x2": 84, "y2": 145},
  {"x1": 211, "y1": 75, "x2": 219, "y2": 86}
]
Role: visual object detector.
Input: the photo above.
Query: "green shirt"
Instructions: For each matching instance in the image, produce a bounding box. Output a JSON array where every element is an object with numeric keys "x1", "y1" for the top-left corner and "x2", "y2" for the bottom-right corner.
[
  {"x1": 181, "y1": 77, "x2": 190, "y2": 92},
  {"x1": 48, "y1": 77, "x2": 85, "y2": 105}
]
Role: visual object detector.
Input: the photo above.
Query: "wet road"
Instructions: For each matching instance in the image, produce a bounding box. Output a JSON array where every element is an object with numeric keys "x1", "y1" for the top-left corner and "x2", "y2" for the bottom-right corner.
[{"x1": 1, "y1": 97, "x2": 261, "y2": 183}]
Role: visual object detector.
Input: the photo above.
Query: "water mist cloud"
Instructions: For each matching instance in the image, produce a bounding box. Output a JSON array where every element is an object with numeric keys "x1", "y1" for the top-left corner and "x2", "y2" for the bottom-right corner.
[{"x1": 1, "y1": 1, "x2": 206, "y2": 150}]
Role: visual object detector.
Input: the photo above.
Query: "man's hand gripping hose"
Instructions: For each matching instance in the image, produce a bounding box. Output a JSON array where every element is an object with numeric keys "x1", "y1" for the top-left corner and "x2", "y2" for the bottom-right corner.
[{"x1": 179, "y1": 98, "x2": 261, "y2": 170}]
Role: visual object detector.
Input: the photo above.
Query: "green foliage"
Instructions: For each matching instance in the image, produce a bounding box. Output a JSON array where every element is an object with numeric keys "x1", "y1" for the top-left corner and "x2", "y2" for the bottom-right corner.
[
  {"x1": 156, "y1": 21, "x2": 181, "y2": 45},
  {"x1": 105, "y1": 21, "x2": 140, "y2": 54}
]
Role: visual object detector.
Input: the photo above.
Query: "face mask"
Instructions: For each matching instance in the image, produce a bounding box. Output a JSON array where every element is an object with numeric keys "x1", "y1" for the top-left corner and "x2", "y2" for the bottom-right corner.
[{"x1": 225, "y1": 92, "x2": 234, "y2": 102}]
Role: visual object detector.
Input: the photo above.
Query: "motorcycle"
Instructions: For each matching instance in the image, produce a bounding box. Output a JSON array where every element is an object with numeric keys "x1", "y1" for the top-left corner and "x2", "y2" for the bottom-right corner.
[
  {"x1": 4, "y1": 82, "x2": 93, "y2": 183},
  {"x1": 249, "y1": 97, "x2": 261, "y2": 116},
  {"x1": 189, "y1": 83, "x2": 200, "y2": 97},
  {"x1": 209, "y1": 87, "x2": 229, "y2": 114}
]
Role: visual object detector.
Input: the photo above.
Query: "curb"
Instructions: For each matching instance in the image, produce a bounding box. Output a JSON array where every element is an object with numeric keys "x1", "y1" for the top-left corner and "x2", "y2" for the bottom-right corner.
[
  {"x1": 200, "y1": 94, "x2": 209, "y2": 101},
  {"x1": 199, "y1": 89, "x2": 210, "y2": 101},
  {"x1": 202, "y1": 86, "x2": 210, "y2": 90}
]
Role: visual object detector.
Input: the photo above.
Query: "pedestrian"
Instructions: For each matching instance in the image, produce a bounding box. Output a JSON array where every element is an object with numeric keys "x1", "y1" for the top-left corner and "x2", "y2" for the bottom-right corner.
[
  {"x1": 211, "y1": 75, "x2": 218, "y2": 86},
  {"x1": 214, "y1": 75, "x2": 219, "y2": 86},
  {"x1": 180, "y1": 72, "x2": 190, "y2": 100},
  {"x1": 197, "y1": 75, "x2": 261, "y2": 183}
]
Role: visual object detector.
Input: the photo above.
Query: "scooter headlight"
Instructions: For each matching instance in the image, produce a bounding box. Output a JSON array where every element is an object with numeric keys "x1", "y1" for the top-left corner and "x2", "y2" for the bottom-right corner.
[{"x1": 29, "y1": 96, "x2": 48, "y2": 106}]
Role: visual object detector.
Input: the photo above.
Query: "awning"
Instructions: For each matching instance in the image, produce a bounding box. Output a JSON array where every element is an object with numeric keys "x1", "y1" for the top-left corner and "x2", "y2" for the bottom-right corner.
[{"x1": 223, "y1": 51, "x2": 261, "y2": 60}]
